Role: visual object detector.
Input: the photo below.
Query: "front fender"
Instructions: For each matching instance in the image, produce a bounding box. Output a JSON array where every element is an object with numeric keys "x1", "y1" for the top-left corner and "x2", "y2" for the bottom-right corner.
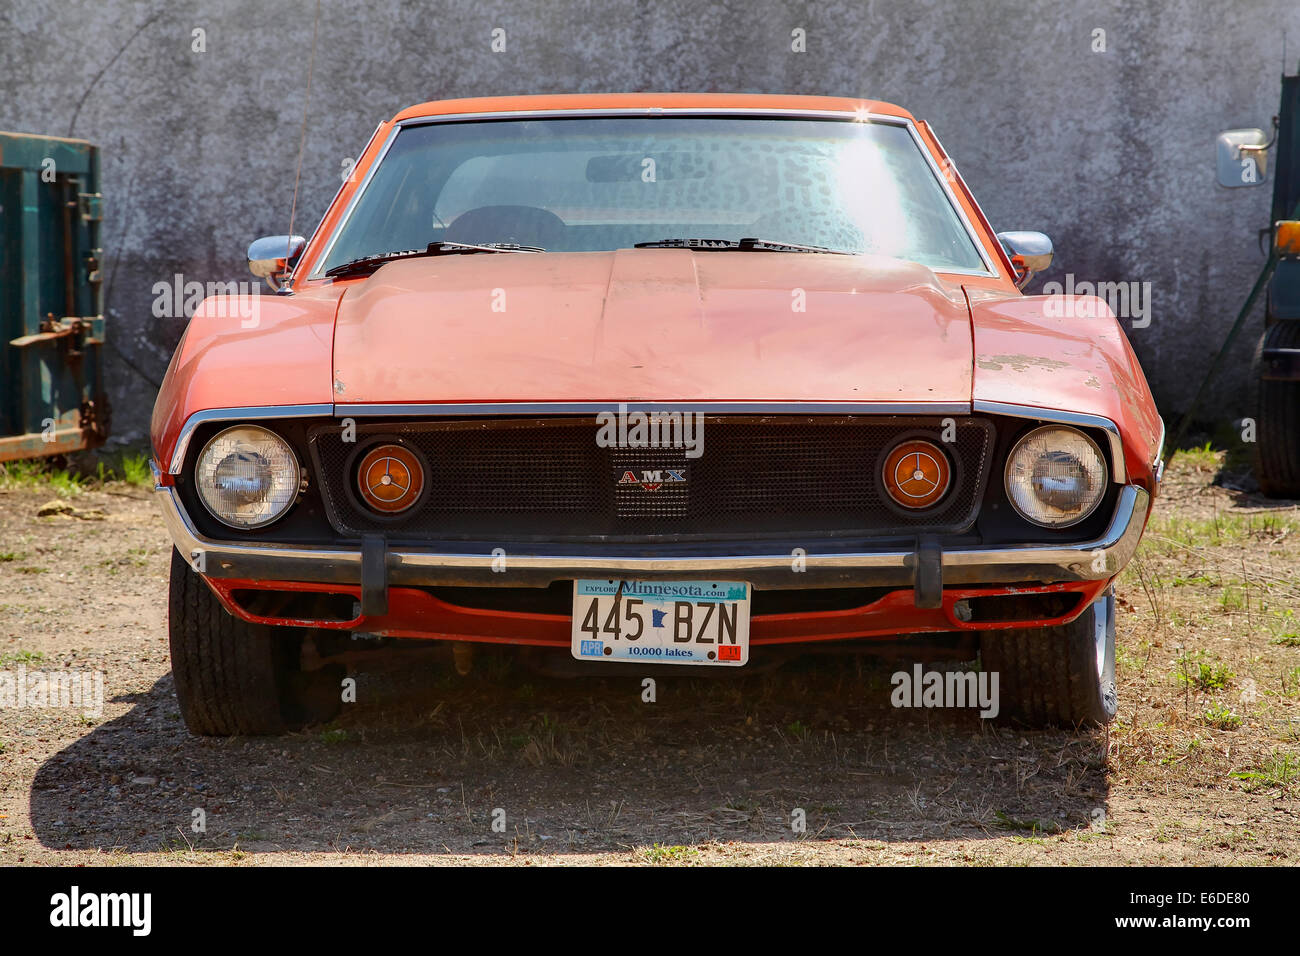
[{"x1": 968, "y1": 290, "x2": 1163, "y2": 492}]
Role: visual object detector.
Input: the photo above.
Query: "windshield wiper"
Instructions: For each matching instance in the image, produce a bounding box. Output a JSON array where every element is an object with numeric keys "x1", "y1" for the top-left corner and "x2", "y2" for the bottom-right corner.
[
  {"x1": 632, "y1": 237, "x2": 850, "y2": 254},
  {"x1": 324, "y1": 241, "x2": 543, "y2": 278}
]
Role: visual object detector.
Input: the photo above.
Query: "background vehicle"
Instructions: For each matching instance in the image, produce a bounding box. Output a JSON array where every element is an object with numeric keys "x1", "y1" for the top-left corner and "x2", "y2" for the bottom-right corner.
[{"x1": 1214, "y1": 69, "x2": 1300, "y2": 496}]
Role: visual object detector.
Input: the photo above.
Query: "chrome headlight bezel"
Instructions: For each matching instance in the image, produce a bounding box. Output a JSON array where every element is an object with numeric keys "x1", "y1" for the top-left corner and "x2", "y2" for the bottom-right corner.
[
  {"x1": 1004, "y1": 425, "x2": 1108, "y2": 529},
  {"x1": 194, "y1": 424, "x2": 301, "y2": 530}
]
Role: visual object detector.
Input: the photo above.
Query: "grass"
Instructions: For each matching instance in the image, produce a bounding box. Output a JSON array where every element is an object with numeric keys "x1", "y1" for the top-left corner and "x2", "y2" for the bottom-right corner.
[
  {"x1": 0, "y1": 451, "x2": 153, "y2": 494},
  {"x1": 1231, "y1": 751, "x2": 1299, "y2": 793},
  {"x1": 993, "y1": 810, "x2": 1063, "y2": 834},
  {"x1": 0, "y1": 649, "x2": 44, "y2": 665},
  {"x1": 641, "y1": 843, "x2": 700, "y2": 865},
  {"x1": 1146, "y1": 512, "x2": 1299, "y2": 552},
  {"x1": 1172, "y1": 441, "x2": 1220, "y2": 470}
]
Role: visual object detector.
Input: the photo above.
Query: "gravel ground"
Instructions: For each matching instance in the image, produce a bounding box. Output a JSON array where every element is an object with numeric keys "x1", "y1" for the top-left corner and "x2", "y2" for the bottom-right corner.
[{"x1": 0, "y1": 451, "x2": 1296, "y2": 866}]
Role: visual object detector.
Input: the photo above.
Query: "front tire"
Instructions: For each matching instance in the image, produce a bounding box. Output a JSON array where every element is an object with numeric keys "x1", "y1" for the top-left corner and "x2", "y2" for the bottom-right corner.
[
  {"x1": 979, "y1": 590, "x2": 1118, "y2": 727},
  {"x1": 168, "y1": 548, "x2": 305, "y2": 736}
]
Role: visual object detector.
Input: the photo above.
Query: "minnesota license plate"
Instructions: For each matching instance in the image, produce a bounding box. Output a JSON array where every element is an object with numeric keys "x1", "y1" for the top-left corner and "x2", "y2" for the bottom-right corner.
[{"x1": 571, "y1": 579, "x2": 751, "y2": 666}]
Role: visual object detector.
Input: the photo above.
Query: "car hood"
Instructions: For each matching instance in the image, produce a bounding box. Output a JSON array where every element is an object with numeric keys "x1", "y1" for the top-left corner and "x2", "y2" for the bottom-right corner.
[{"x1": 330, "y1": 250, "x2": 974, "y2": 406}]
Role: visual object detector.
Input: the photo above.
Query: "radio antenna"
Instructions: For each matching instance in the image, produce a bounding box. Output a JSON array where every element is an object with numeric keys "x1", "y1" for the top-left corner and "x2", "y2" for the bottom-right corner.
[{"x1": 285, "y1": 0, "x2": 323, "y2": 269}]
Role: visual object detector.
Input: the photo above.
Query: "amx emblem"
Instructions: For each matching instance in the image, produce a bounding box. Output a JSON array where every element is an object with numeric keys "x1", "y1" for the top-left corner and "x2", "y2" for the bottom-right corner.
[{"x1": 618, "y1": 469, "x2": 687, "y2": 491}]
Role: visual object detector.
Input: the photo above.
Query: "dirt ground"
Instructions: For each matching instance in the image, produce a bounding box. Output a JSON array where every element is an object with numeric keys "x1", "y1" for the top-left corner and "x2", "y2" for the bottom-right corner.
[{"x1": 0, "y1": 450, "x2": 1296, "y2": 866}]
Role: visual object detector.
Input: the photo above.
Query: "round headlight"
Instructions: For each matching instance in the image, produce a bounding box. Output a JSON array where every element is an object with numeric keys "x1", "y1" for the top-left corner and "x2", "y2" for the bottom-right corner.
[
  {"x1": 1004, "y1": 425, "x2": 1107, "y2": 527},
  {"x1": 195, "y1": 425, "x2": 300, "y2": 529}
]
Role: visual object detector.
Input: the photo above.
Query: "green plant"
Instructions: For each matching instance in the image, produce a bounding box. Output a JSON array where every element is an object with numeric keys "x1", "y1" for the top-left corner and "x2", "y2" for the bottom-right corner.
[
  {"x1": 0, "y1": 649, "x2": 44, "y2": 665},
  {"x1": 1202, "y1": 704, "x2": 1241, "y2": 730},
  {"x1": 641, "y1": 843, "x2": 699, "y2": 864},
  {"x1": 1176, "y1": 652, "x2": 1234, "y2": 692}
]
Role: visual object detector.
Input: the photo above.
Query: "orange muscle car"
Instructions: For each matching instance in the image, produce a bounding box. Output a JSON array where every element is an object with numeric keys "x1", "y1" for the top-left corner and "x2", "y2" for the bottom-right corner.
[{"x1": 151, "y1": 93, "x2": 1163, "y2": 735}]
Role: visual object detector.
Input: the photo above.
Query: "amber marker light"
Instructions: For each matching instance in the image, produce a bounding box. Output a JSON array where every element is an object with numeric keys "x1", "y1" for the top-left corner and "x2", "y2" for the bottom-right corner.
[
  {"x1": 881, "y1": 439, "x2": 952, "y2": 510},
  {"x1": 1275, "y1": 220, "x2": 1300, "y2": 258},
  {"x1": 357, "y1": 444, "x2": 425, "y2": 514}
]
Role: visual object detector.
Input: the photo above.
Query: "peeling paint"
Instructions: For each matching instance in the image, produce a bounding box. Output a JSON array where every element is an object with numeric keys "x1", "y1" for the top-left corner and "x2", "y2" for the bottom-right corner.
[{"x1": 976, "y1": 354, "x2": 1072, "y2": 373}]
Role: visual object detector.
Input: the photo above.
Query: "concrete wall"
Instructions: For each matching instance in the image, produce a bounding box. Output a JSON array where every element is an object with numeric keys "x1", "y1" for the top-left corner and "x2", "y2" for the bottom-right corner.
[{"x1": 2, "y1": 0, "x2": 1296, "y2": 442}]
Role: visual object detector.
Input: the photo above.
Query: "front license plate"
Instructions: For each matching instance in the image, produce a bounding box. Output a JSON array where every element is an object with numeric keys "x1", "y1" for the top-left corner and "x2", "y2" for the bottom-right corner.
[{"x1": 571, "y1": 579, "x2": 751, "y2": 666}]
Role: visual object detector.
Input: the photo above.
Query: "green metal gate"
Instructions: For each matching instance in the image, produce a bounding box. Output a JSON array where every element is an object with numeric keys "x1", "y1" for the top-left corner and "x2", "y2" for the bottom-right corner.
[{"x1": 0, "y1": 130, "x2": 108, "y2": 462}]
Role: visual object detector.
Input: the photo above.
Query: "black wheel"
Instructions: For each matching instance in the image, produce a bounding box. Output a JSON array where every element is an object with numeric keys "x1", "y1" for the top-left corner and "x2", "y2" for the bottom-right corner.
[
  {"x1": 168, "y1": 548, "x2": 338, "y2": 736},
  {"x1": 979, "y1": 590, "x2": 1117, "y2": 727},
  {"x1": 1254, "y1": 322, "x2": 1300, "y2": 498}
]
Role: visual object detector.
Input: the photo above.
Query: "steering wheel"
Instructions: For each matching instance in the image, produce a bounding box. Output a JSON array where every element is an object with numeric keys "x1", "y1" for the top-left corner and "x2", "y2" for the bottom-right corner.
[{"x1": 443, "y1": 205, "x2": 567, "y2": 248}]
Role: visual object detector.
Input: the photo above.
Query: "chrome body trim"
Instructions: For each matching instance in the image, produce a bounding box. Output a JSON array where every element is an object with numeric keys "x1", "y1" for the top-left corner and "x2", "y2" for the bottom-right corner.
[
  {"x1": 156, "y1": 483, "x2": 1149, "y2": 591},
  {"x1": 288, "y1": 122, "x2": 385, "y2": 286},
  {"x1": 305, "y1": 123, "x2": 401, "y2": 277},
  {"x1": 337, "y1": 400, "x2": 974, "y2": 418},
  {"x1": 1152, "y1": 416, "x2": 1166, "y2": 485},
  {"x1": 166, "y1": 404, "x2": 333, "y2": 475},
  {"x1": 165, "y1": 401, "x2": 1132, "y2": 487},
  {"x1": 971, "y1": 399, "x2": 1128, "y2": 484},
  {"x1": 164, "y1": 401, "x2": 975, "y2": 474},
  {"x1": 305, "y1": 107, "x2": 1000, "y2": 279}
]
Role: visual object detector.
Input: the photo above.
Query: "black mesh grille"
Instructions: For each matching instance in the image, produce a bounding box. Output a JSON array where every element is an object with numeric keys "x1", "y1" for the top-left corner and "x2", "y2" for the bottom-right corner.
[{"x1": 309, "y1": 416, "x2": 993, "y2": 541}]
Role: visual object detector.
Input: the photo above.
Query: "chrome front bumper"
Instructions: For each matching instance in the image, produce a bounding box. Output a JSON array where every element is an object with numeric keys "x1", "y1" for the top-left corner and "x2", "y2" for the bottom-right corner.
[{"x1": 156, "y1": 483, "x2": 1150, "y2": 592}]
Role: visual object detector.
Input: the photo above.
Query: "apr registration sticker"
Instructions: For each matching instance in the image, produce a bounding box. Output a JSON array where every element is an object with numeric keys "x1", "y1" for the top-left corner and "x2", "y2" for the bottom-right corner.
[{"x1": 570, "y1": 579, "x2": 751, "y2": 666}]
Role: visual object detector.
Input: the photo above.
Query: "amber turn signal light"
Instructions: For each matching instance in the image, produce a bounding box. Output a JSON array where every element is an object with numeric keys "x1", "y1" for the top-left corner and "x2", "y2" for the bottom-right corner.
[
  {"x1": 1275, "y1": 220, "x2": 1300, "y2": 258},
  {"x1": 881, "y1": 439, "x2": 952, "y2": 510},
  {"x1": 357, "y1": 443, "x2": 424, "y2": 514}
]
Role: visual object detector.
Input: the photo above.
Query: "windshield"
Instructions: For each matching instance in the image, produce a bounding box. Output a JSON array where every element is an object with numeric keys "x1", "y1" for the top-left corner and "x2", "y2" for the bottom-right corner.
[{"x1": 318, "y1": 116, "x2": 988, "y2": 274}]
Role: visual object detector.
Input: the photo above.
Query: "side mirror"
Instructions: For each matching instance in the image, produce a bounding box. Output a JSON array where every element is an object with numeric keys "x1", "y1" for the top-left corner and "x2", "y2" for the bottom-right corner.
[
  {"x1": 996, "y1": 231, "x2": 1053, "y2": 290},
  {"x1": 247, "y1": 235, "x2": 306, "y2": 284},
  {"x1": 1216, "y1": 128, "x2": 1269, "y2": 187}
]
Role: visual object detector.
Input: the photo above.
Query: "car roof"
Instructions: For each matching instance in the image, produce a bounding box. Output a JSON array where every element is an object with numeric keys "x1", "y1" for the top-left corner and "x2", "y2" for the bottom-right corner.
[{"x1": 390, "y1": 92, "x2": 915, "y2": 123}]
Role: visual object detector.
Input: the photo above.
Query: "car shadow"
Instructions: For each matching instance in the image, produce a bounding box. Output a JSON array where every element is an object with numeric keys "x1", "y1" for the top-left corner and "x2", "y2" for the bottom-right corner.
[{"x1": 30, "y1": 650, "x2": 1112, "y2": 856}]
